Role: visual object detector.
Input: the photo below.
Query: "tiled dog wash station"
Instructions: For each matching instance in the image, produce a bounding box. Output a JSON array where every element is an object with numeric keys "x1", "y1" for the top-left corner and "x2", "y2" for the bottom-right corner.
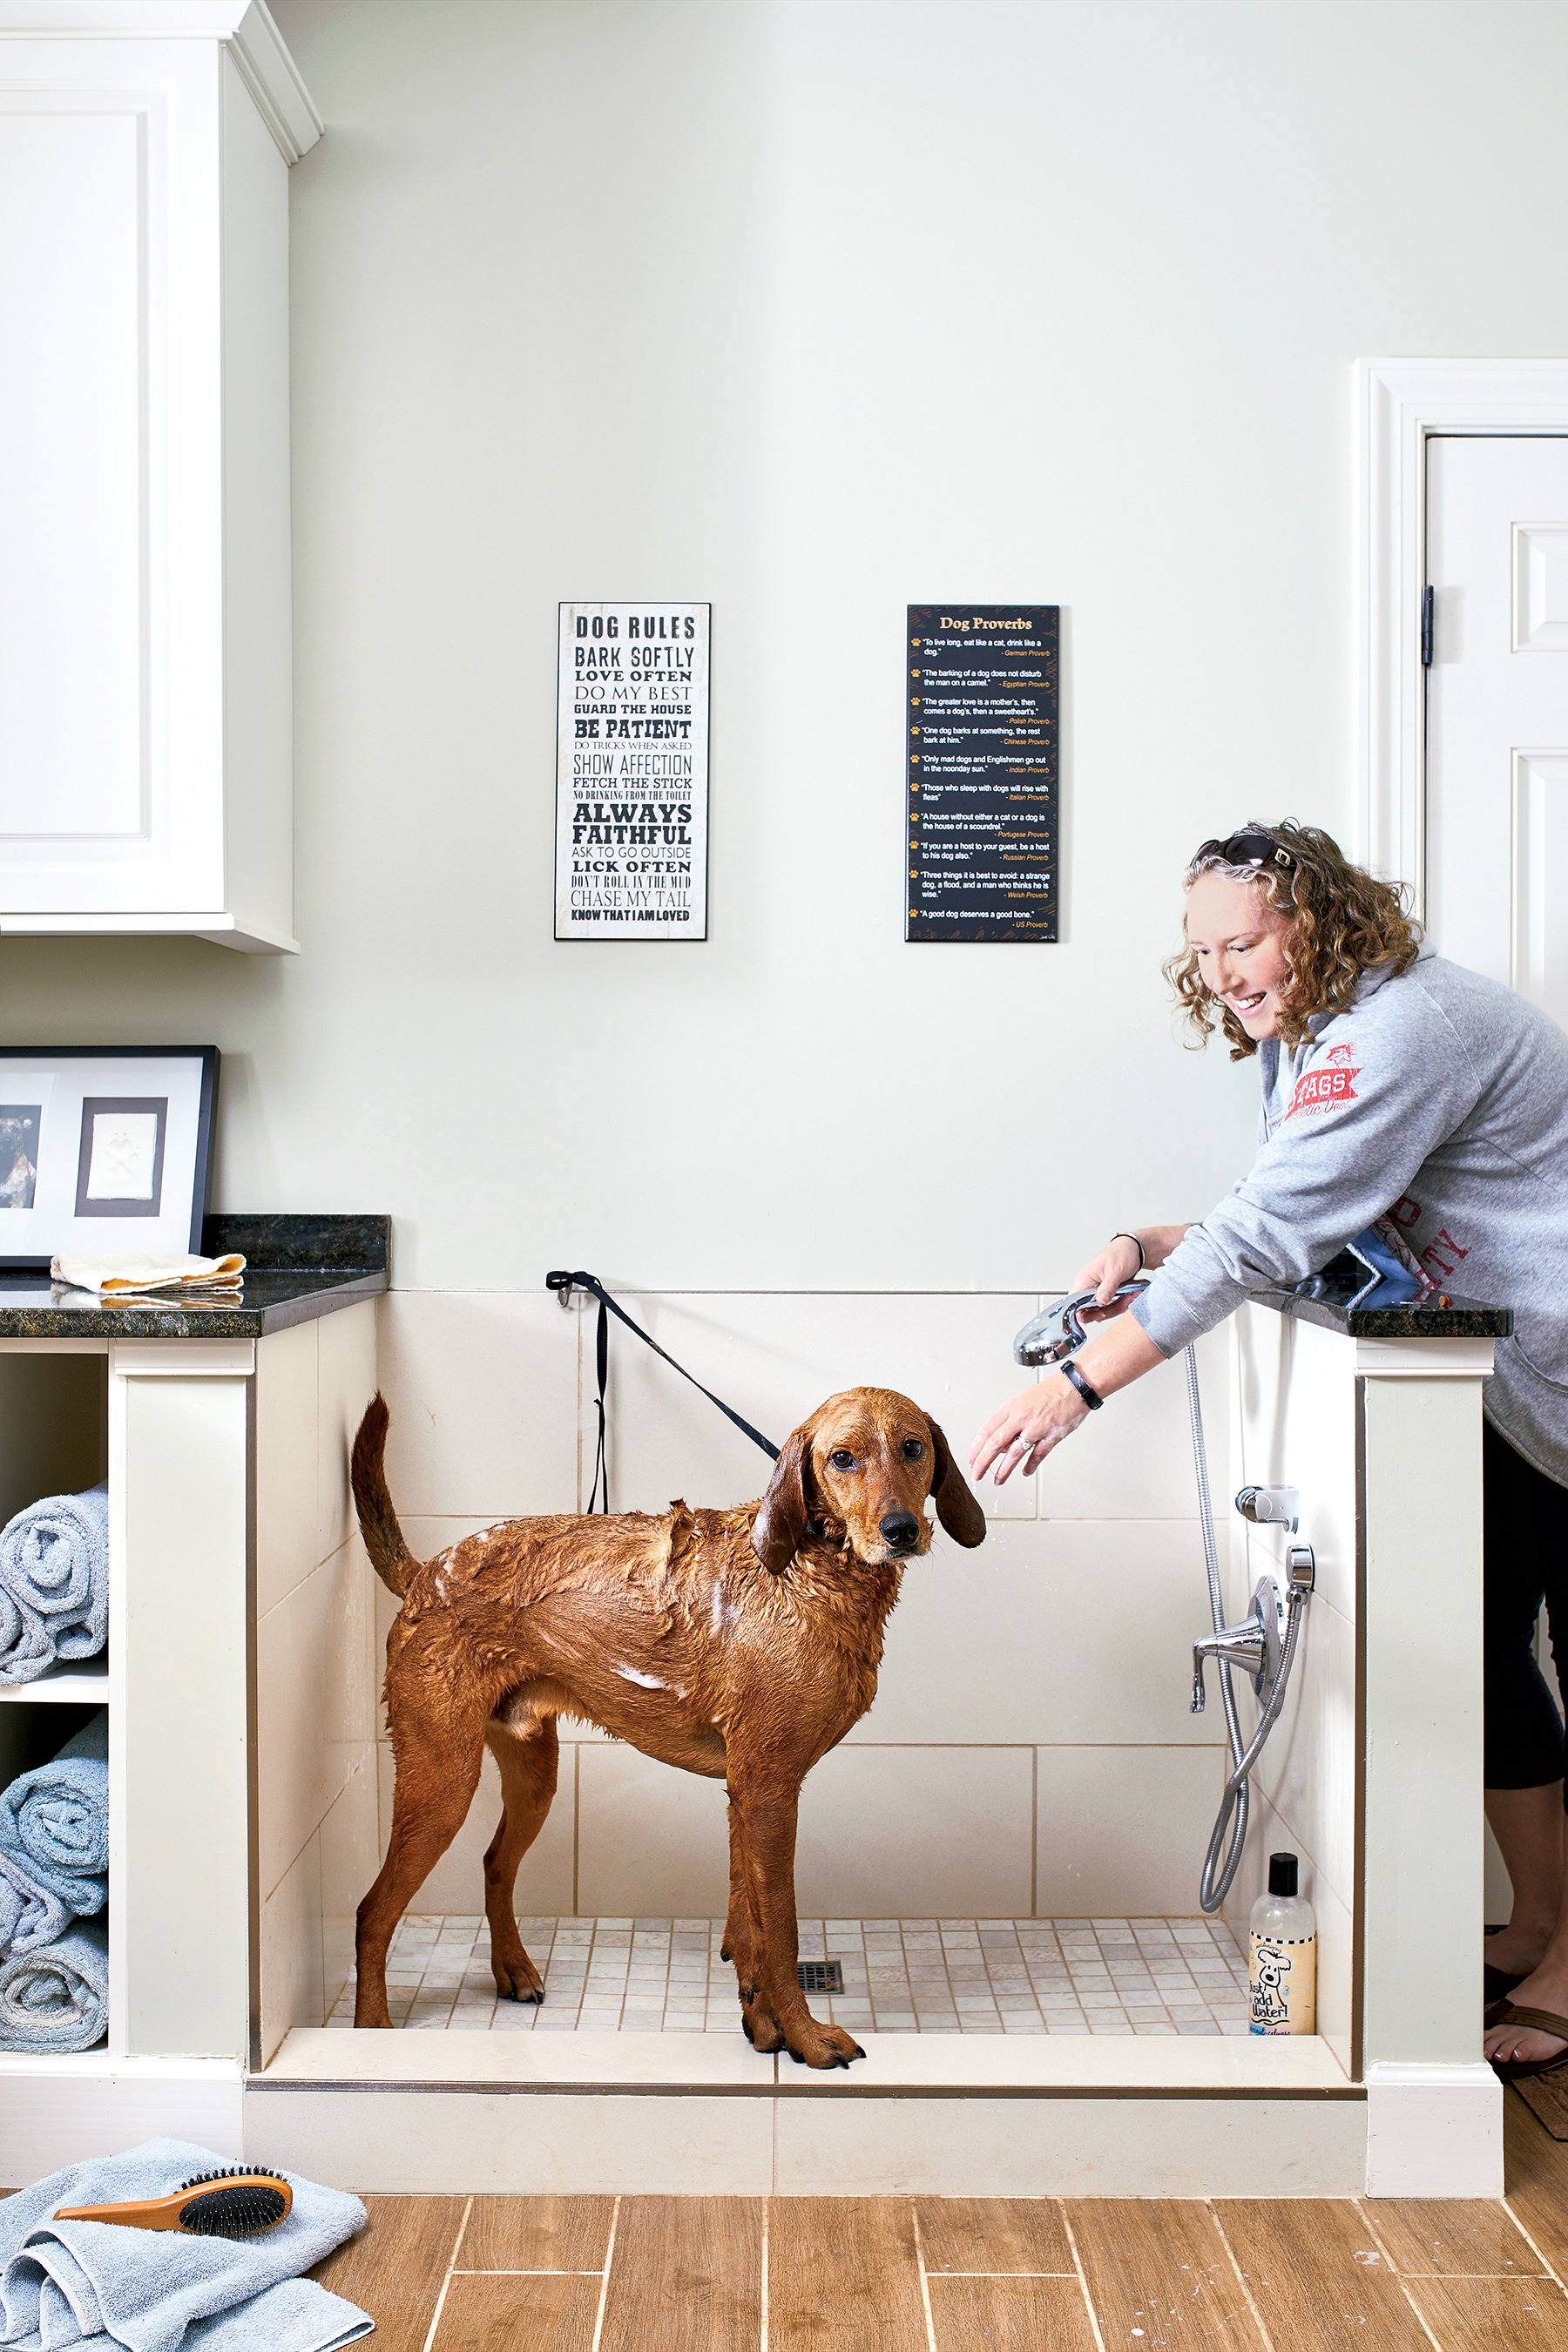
[
  {"x1": 3, "y1": 0, "x2": 1562, "y2": 2225},
  {"x1": 0, "y1": 1254, "x2": 1507, "y2": 2200}
]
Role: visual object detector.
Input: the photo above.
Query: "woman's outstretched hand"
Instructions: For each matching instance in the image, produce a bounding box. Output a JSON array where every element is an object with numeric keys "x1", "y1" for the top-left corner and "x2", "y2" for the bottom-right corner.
[{"x1": 970, "y1": 1375, "x2": 1090, "y2": 1485}]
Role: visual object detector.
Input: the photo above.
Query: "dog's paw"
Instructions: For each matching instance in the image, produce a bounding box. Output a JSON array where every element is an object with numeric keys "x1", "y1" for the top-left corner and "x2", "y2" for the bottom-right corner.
[
  {"x1": 492, "y1": 1950, "x2": 545, "y2": 2004},
  {"x1": 740, "y1": 2002, "x2": 785, "y2": 2054},
  {"x1": 785, "y1": 2022, "x2": 866, "y2": 2069}
]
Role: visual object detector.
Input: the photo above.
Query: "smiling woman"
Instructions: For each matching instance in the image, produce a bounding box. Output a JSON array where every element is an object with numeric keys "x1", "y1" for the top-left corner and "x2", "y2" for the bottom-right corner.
[{"x1": 970, "y1": 816, "x2": 1568, "y2": 2081}]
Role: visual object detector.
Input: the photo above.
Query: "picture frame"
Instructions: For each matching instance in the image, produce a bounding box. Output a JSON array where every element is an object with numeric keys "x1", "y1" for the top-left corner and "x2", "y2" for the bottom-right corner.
[{"x1": 0, "y1": 1049, "x2": 218, "y2": 1271}]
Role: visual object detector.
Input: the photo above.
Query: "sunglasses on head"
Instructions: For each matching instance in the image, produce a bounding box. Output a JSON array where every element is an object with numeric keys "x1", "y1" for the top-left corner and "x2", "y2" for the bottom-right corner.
[{"x1": 1193, "y1": 829, "x2": 1294, "y2": 873}]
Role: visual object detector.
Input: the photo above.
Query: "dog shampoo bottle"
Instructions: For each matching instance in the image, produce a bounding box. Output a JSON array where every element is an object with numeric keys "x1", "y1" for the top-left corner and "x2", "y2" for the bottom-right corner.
[{"x1": 1247, "y1": 1852, "x2": 1316, "y2": 2035}]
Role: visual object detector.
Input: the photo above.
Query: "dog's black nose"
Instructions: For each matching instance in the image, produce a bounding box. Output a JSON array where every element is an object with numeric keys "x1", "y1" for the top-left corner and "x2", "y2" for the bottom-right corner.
[{"x1": 880, "y1": 1511, "x2": 920, "y2": 1550}]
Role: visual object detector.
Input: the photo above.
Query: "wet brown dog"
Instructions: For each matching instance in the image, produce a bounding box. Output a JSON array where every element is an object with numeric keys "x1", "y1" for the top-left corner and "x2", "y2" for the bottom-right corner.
[{"x1": 351, "y1": 1385, "x2": 986, "y2": 2067}]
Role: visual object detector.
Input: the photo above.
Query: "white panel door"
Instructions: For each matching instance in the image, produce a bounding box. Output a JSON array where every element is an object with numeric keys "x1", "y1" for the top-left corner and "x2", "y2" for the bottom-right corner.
[
  {"x1": 0, "y1": 46, "x2": 225, "y2": 918},
  {"x1": 1426, "y1": 436, "x2": 1568, "y2": 1026}
]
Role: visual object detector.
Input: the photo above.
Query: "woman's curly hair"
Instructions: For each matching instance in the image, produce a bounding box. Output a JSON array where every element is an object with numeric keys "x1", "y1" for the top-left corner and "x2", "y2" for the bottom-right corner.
[{"x1": 1165, "y1": 821, "x2": 1422, "y2": 1059}]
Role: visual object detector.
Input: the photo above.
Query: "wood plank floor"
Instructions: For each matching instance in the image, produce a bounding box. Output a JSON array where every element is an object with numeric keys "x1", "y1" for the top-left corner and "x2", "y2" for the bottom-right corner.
[{"x1": 310, "y1": 2089, "x2": 1568, "y2": 2349}]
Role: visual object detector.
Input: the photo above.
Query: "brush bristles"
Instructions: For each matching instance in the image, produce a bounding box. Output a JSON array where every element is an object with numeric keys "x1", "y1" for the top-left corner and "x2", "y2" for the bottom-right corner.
[{"x1": 176, "y1": 2167, "x2": 292, "y2": 2238}]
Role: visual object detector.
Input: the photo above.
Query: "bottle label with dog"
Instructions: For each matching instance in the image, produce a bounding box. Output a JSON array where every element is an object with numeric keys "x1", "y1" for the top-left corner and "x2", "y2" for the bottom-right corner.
[
  {"x1": 1248, "y1": 1850, "x2": 1317, "y2": 2034},
  {"x1": 1247, "y1": 1931, "x2": 1316, "y2": 2034}
]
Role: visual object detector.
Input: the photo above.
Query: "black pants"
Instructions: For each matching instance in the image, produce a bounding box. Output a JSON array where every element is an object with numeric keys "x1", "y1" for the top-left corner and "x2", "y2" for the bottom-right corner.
[{"x1": 1484, "y1": 1418, "x2": 1568, "y2": 1802}]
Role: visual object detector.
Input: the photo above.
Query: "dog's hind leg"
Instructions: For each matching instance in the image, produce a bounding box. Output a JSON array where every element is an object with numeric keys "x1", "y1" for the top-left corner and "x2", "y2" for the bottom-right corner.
[
  {"x1": 355, "y1": 1699, "x2": 488, "y2": 2029},
  {"x1": 723, "y1": 1794, "x2": 783, "y2": 2054},
  {"x1": 483, "y1": 1715, "x2": 558, "y2": 2002}
]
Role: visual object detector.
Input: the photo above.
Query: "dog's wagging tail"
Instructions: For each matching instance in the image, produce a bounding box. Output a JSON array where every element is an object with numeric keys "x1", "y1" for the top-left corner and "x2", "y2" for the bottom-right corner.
[
  {"x1": 350, "y1": 1383, "x2": 985, "y2": 2067},
  {"x1": 351, "y1": 1390, "x2": 416, "y2": 1598}
]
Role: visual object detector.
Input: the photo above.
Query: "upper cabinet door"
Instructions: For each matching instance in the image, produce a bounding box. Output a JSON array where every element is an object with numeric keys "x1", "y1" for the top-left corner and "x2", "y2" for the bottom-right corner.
[{"x1": 0, "y1": 13, "x2": 320, "y2": 951}]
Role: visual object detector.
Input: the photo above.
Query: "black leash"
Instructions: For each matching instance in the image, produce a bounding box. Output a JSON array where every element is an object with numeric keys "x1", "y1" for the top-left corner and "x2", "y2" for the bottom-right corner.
[{"x1": 545, "y1": 1269, "x2": 781, "y2": 1513}]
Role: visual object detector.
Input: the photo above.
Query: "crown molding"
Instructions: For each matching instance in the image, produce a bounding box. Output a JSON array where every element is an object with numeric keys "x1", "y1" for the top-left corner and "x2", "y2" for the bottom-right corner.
[{"x1": 0, "y1": 1, "x2": 321, "y2": 161}]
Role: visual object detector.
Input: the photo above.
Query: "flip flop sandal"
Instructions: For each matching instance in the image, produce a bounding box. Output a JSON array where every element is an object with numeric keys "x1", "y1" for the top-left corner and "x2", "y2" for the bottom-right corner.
[{"x1": 1487, "y1": 2002, "x2": 1568, "y2": 2081}]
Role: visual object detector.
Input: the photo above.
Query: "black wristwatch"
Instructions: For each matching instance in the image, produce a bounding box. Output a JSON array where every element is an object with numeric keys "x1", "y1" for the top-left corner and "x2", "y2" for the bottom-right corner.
[{"x1": 1060, "y1": 1361, "x2": 1104, "y2": 1411}]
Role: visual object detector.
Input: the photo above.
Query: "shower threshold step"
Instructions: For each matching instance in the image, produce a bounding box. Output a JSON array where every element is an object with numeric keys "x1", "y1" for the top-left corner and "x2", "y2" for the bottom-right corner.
[{"x1": 256, "y1": 2025, "x2": 1355, "y2": 2097}]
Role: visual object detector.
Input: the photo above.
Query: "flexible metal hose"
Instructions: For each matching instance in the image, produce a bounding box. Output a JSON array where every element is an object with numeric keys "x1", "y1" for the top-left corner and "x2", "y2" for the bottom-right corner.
[{"x1": 1185, "y1": 1344, "x2": 1307, "y2": 1913}]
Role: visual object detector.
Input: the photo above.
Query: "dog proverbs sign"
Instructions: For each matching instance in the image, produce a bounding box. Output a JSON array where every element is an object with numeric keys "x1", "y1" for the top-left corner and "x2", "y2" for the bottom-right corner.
[
  {"x1": 555, "y1": 601, "x2": 711, "y2": 939},
  {"x1": 906, "y1": 604, "x2": 1058, "y2": 943}
]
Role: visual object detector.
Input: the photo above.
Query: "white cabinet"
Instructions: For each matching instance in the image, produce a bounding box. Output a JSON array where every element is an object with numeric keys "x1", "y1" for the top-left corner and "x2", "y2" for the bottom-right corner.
[{"x1": 0, "y1": 4, "x2": 320, "y2": 952}]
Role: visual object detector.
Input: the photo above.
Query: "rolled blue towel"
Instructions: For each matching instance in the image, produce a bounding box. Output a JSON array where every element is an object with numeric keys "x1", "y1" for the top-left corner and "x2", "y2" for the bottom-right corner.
[
  {"x1": 0, "y1": 1917, "x2": 106, "y2": 2052},
  {"x1": 0, "y1": 1710, "x2": 108, "y2": 1916},
  {"x1": 0, "y1": 1584, "x2": 50, "y2": 1687},
  {"x1": 0, "y1": 1484, "x2": 107, "y2": 1683},
  {"x1": 0, "y1": 2136, "x2": 371, "y2": 2351},
  {"x1": 0, "y1": 1848, "x2": 67, "y2": 1959}
]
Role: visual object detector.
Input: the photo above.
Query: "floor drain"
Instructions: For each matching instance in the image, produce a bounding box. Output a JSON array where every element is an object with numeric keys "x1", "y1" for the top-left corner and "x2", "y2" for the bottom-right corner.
[{"x1": 797, "y1": 1960, "x2": 843, "y2": 1994}]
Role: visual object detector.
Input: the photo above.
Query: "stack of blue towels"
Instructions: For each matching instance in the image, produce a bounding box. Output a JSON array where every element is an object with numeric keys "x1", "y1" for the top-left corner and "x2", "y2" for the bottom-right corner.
[
  {"x1": 0, "y1": 1484, "x2": 108, "y2": 1685},
  {"x1": 0, "y1": 1709, "x2": 108, "y2": 2051}
]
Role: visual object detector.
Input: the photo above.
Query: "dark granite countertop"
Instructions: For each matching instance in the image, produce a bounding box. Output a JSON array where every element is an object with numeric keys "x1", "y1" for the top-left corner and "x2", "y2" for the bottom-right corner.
[
  {"x1": 0, "y1": 1214, "x2": 389, "y2": 1339},
  {"x1": 1254, "y1": 1249, "x2": 1512, "y2": 1341}
]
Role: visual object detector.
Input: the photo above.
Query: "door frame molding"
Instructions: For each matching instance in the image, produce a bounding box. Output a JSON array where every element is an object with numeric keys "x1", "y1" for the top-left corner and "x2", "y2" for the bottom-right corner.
[{"x1": 1355, "y1": 358, "x2": 1568, "y2": 914}]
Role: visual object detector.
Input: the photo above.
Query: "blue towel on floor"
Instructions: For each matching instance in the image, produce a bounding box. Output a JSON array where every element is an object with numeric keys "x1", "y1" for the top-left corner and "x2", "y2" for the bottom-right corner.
[
  {"x1": 0, "y1": 1919, "x2": 106, "y2": 2052},
  {"x1": 0, "y1": 1713, "x2": 107, "y2": 1916},
  {"x1": 0, "y1": 1488, "x2": 108, "y2": 1685},
  {"x1": 0, "y1": 2139, "x2": 372, "y2": 2352}
]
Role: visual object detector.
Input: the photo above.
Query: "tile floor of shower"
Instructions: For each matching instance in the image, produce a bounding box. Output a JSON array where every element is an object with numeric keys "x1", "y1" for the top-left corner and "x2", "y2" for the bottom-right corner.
[{"x1": 329, "y1": 1915, "x2": 1254, "y2": 2037}]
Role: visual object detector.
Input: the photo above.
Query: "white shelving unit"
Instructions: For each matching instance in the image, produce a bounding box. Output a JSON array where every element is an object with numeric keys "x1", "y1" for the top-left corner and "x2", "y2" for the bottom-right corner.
[{"x1": 0, "y1": 1660, "x2": 110, "y2": 1706}]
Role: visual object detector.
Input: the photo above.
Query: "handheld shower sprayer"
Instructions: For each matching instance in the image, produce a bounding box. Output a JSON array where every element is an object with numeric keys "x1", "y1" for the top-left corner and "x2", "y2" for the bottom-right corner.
[{"x1": 1010, "y1": 1287, "x2": 1314, "y2": 1913}]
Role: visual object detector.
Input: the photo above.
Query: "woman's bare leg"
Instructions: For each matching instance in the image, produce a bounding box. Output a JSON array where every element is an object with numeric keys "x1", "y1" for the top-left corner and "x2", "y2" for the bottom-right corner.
[{"x1": 1484, "y1": 1782, "x2": 1564, "y2": 1974}]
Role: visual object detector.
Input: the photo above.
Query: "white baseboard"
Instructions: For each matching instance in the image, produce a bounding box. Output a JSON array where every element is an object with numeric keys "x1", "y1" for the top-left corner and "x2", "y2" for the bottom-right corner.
[{"x1": 1364, "y1": 2060, "x2": 1504, "y2": 2197}]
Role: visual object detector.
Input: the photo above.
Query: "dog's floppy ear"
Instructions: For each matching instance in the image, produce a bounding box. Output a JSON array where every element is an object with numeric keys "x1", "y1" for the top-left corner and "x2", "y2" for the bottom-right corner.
[
  {"x1": 926, "y1": 1416, "x2": 987, "y2": 1548},
  {"x1": 752, "y1": 1421, "x2": 814, "y2": 1574}
]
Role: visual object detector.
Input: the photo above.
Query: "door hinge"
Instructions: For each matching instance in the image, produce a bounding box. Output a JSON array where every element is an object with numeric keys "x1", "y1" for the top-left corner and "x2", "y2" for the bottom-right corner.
[{"x1": 1421, "y1": 585, "x2": 1435, "y2": 667}]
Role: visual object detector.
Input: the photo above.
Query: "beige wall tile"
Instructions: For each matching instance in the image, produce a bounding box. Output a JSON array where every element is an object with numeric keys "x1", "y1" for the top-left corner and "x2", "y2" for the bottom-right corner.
[
  {"x1": 1036, "y1": 1319, "x2": 1231, "y2": 1521},
  {"x1": 317, "y1": 1300, "x2": 378, "y2": 1565},
  {"x1": 320, "y1": 1758, "x2": 379, "y2": 2013},
  {"x1": 1036, "y1": 1745, "x2": 1227, "y2": 1916},
  {"x1": 258, "y1": 1537, "x2": 375, "y2": 1898},
  {"x1": 255, "y1": 1321, "x2": 320, "y2": 1615},
  {"x1": 1251, "y1": 1590, "x2": 1355, "y2": 1905},
  {"x1": 260, "y1": 1833, "x2": 324, "y2": 2065},
  {"x1": 600, "y1": 1291, "x2": 1042, "y2": 1522},
  {"x1": 1235, "y1": 1308, "x2": 1356, "y2": 1622},
  {"x1": 375, "y1": 1290, "x2": 578, "y2": 1516},
  {"x1": 577, "y1": 1740, "x2": 731, "y2": 1916},
  {"x1": 376, "y1": 1737, "x2": 576, "y2": 1917},
  {"x1": 849, "y1": 1518, "x2": 1222, "y2": 1747},
  {"x1": 796, "y1": 1744, "x2": 1033, "y2": 1918}
]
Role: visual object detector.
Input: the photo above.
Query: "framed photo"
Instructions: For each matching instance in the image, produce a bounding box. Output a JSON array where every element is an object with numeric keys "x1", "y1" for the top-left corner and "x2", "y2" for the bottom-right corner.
[{"x1": 0, "y1": 1050, "x2": 218, "y2": 1270}]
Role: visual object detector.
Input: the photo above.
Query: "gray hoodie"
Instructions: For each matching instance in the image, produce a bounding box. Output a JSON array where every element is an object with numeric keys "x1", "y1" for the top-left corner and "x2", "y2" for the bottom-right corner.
[{"x1": 1131, "y1": 940, "x2": 1568, "y2": 1486}]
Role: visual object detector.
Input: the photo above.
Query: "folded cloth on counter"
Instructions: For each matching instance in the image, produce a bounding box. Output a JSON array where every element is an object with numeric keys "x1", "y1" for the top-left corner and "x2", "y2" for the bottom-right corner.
[
  {"x1": 0, "y1": 2136, "x2": 371, "y2": 2352},
  {"x1": 0, "y1": 1712, "x2": 107, "y2": 1916},
  {"x1": 0, "y1": 1851, "x2": 68, "y2": 1961},
  {"x1": 0, "y1": 1487, "x2": 107, "y2": 1685},
  {"x1": 50, "y1": 1254, "x2": 245, "y2": 1297},
  {"x1": 0, "y1": 1918, "x2": 106, "y2": 2053}
]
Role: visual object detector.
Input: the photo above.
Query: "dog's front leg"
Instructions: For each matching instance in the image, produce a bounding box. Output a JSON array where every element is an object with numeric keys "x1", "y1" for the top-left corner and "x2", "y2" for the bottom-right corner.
[{"x1": 728, "y1": 1772, "x2": 864, "y2": 2070}]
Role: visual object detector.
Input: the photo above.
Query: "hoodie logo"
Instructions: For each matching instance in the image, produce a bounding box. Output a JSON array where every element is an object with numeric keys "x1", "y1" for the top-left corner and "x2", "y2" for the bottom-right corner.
[{"x1": 1287, "y1": 1048, "x2": 1360, "y2": 1119}]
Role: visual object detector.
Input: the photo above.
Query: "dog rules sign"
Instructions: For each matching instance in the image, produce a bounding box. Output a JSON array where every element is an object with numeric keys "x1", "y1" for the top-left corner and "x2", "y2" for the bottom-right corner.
[{"x1": 555, "y1": 601, "x2": 711, "y2": 940}]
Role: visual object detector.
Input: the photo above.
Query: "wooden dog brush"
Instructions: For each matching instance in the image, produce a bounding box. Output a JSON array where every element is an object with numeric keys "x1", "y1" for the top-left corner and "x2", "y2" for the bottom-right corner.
[{"x1": 54, "y1": 2167, "x2": 294, "y2": 2238}]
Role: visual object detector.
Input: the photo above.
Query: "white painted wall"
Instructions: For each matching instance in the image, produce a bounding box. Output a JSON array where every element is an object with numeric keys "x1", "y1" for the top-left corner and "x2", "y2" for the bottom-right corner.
[{"x1": 4, "y1": 1, "x2": 1566, "y2": 1288}]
